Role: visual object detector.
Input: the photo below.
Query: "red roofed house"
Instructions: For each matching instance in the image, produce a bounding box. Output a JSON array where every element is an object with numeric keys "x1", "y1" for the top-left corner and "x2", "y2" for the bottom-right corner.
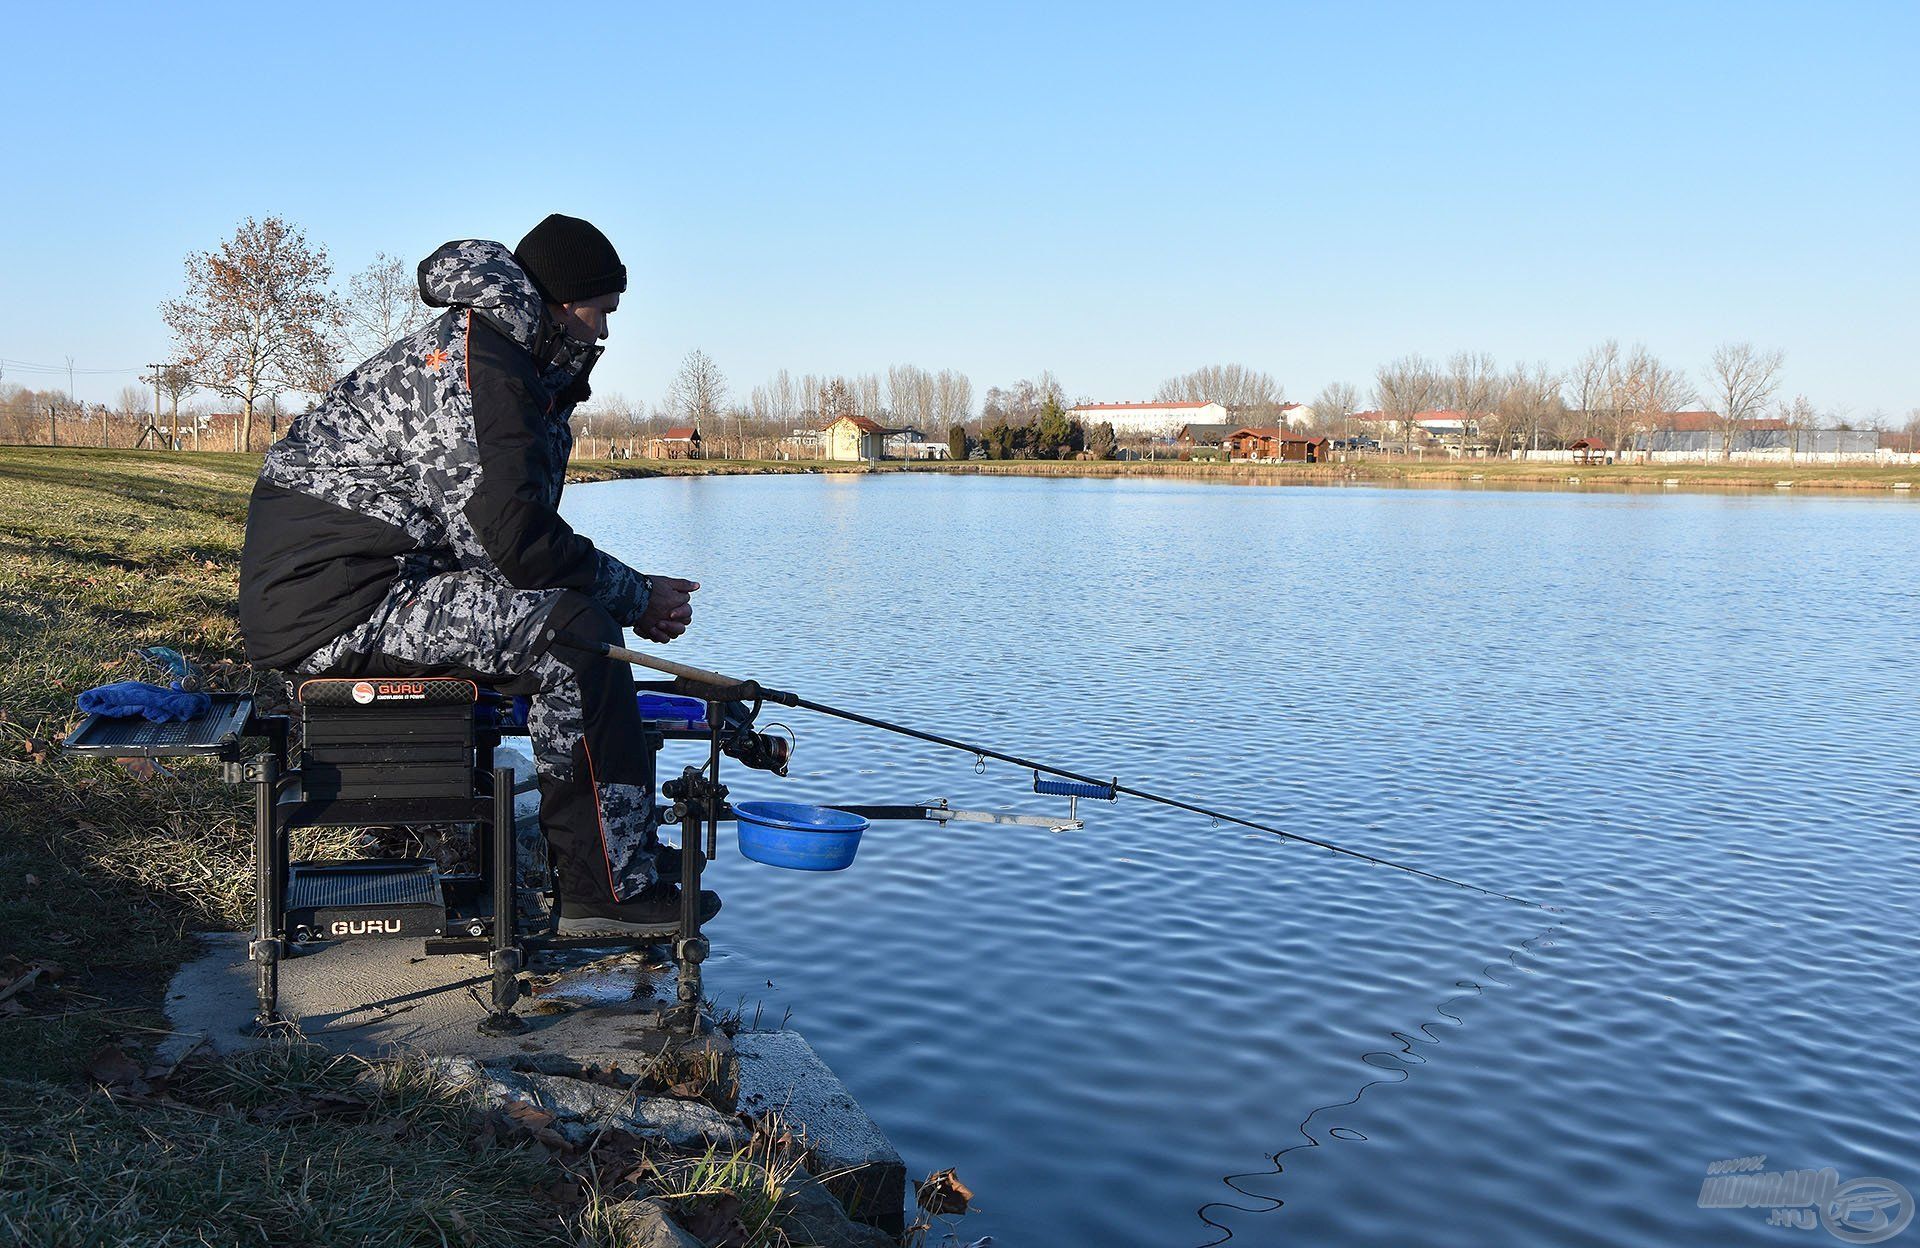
[
  {"x1": 1226, "y1": 427, "x2": 1332, "y2": 463},
  {"x1": 822, "y1": 413, "x2": 888, "y2": 461},
  {"x1": 1568, "y1": 436, "x2": 1610, "y2": 464},
  {"x1": 644, "y1": 425, "x2": 702, "y2": 460}
]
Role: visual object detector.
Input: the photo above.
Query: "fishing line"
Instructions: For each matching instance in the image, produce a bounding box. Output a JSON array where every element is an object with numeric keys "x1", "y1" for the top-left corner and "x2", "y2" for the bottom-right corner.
[
  {"x1": 1193, "y1": 925, "x2": 1562, "y2": 1246},
  {"x1": 550, "y1": 633, "x2": 1551, "y2": 910}
]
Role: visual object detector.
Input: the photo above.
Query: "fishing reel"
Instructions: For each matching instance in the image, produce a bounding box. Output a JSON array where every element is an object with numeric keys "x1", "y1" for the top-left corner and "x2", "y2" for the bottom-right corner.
[{"x1": 717, "y1": 700, "x2": 792, "y2": 777}]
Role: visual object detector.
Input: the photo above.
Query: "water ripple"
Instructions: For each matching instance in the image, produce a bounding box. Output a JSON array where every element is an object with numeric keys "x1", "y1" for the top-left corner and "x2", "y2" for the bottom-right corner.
[{"x1": 566, "y1": 476, "x2": 1920, "y2": 1247}]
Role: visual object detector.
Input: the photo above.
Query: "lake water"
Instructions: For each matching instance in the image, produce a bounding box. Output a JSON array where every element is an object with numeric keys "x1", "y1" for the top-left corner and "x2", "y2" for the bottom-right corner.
[{"x1": 566, "y1": 473, "x2": 1920, "y2": 1247}]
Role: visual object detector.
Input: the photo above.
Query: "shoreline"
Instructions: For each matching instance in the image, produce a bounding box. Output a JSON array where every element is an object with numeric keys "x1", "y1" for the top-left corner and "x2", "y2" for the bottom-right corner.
[
  {"x1": 562, "y1": 453, "x2": 1920, "y2": 496},
  {"x1": 0, "y1": 445, "x2": 911, "y2": 1244},
  {"x1": 0, "y1": 444, "x2": 1909, "y2": 495}
]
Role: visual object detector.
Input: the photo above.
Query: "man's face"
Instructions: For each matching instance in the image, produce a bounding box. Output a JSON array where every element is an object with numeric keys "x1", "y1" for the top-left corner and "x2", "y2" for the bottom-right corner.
[{"x1": 553, "y1": 292, "x2": 620, "y2": 343}]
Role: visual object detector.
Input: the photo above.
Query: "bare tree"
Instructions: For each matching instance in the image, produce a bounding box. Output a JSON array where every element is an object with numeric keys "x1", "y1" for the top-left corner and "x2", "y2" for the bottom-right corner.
[
  {"x1": 795, "y1": 374, "x2": 826, "y2": 425},
  {"x1": 666, "y1": 349, "x2": 729, "y2": 453},
  {"x1": 1570, "y1": 341, "x2": 1620, "y2": 442},
  {"x1": 1489, "y1": 362, "x2": 1562, "y2": 454},
  {"x1": 1373, "y1": 354, "x2": 1440, "y2": 453},
  {"x1": 158, "y1": 363, "x2": 194, "y2": 449},
  {"x1": 852, "y1": 373, "x2": 884, "y2": 421},
  {"x1": 1312, "y1": 382, "x2": 1359, "y2": 440},
  {"x1": 933, "y1": 370, "x2": 973, "y2": 427},
  {"x1": 161, "y1": 216, "x2": 343, "y2": 451},
  {"x1": 748, "y1": 369, "x2": 801, "y2": 431},
  {"x1": 887, "y1": 364, "x2": 936, "y2": 431},
  {"x1": 982, "y1": 375, "x2": 1063, "y2": 427},
  {"x1": 1704, "y1": 342, "x2": 1785, "y2": 462},
  {"x1": 1607, "y1": 345, "x2": 1694, "y2": 463},
  {"x1": 816, "y1": 377, "x2": 856, "y2": 423},
  {"x1": 1441, "y1": 351, "x2": 1500, "y2": 456},
  {"x1": 113, "y1": 385, "x2": 150, "y2": 448},
  {"x1": 1778, "y1": 393, "x2": 1817, "y2": 465},
  {"x1": 342, "y1": 251, "x2": 432, "y2": 364},
  {"x1": 1155, "y1": 363, "x2": 1282, "y2": 409}
]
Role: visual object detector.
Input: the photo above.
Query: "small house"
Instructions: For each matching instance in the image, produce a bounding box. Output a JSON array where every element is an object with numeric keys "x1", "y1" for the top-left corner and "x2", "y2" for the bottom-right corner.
[
  {"x1": 645, "y1": 426, "x2": 702, "y2": 460},
  {"x1": 1569, "y1": 436, "x2": 1610, "y2": 465},
  {"x1": 1176, "y1": 423, "x2": 1238, "y2": 450},
  {"x1": 822, "y1": 414, "x2": 887, "y2": 462},
  {"x1": 1225, "y1": 427, "x2": 1332, "y2": 463}
]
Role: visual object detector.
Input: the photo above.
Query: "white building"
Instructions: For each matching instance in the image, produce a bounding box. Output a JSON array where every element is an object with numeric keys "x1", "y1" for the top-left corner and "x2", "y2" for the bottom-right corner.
[{"x1": 1068, "y1": 400, "x2": 1229, "y2": 437}]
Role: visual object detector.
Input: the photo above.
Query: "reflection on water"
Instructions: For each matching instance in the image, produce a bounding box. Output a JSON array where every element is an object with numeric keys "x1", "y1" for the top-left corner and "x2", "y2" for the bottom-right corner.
[{"x1": 566, "y1": 473, "x2": 1920, "y2": 1247}]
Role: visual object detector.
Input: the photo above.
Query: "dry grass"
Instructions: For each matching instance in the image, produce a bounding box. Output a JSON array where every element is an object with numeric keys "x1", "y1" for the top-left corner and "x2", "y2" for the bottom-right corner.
[
  {"x1": 0, "y1": 447, "x2": 878, "y2": 1247},
  {"x1": 0, "y1": 1044, "x2": 580, "y2": 1246},
  {"x1": 0, "y1": 447, "x2": 271, "y2": 1084}
]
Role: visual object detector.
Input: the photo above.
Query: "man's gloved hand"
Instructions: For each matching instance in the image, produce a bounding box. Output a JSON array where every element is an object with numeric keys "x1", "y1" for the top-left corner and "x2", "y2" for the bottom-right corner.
[{"x1": 637, "y1": 576, "x2": 699, "y2": 643}]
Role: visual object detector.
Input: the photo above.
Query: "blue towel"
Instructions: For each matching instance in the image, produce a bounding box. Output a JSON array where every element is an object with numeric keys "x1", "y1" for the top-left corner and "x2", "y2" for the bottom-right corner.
[{"x1": 76, "y1": 681, "x2": 212, "y2": 723}]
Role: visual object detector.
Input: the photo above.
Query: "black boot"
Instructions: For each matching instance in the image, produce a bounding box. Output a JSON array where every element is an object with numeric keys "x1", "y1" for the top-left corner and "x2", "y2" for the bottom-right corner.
[
  {"x1": 651, "y1": 840, "x2": 682, "y2": 884},
  {"x1": 556, "y1": 883, "x2": 720, "y2": 936}
]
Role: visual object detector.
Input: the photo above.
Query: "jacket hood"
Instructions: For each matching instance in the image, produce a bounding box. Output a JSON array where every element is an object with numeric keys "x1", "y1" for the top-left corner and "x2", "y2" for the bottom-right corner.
[{"x1": 417, "y1": 239, "x2": 547, "y2": 353}]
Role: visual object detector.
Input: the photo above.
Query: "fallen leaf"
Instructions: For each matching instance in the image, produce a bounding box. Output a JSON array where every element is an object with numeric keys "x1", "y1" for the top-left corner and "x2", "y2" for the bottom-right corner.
[
  {"x1": 678, "y1": 1193, "x2": 749, "y2": 1247},
  {"x1": 536, "y1": 1177, "x2": 583, "y2": 1207},
  {"x1": 85, "y1": 1045, "x2": 148, "y2": 1093},
  {"x1": 22, "y1": 874, "x2": 38, "y2": 887},
  {"x1": 21, "y1": 738, "x2": 50, "y2": 764},
  {"x1": 116, "y1": 757, "x2": 164, "y2": 780},
  {"x1": 503, "y1": 1099, "x2": 557, "y2": 1130},
  {"x1": 917, "y1": 1168, "x2": 974, "y2": 1216}
]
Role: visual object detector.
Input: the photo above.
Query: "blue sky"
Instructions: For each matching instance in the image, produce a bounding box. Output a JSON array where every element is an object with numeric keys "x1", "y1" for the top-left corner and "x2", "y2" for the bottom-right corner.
[{"x1": 2, "y1": 2, "x2": 1914, "y2": 416}]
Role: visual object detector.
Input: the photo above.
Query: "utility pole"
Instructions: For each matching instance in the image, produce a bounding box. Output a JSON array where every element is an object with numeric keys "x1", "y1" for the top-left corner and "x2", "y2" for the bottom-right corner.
[{"x1": 146, "y1": 363, "x2": 165, "y2": 450}]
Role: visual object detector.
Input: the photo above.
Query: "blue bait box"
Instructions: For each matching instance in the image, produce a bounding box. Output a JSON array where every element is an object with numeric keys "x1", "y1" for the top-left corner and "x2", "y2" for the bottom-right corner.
[{"x1": 733, "y1": 800, "x2": 868, "y2": 871}]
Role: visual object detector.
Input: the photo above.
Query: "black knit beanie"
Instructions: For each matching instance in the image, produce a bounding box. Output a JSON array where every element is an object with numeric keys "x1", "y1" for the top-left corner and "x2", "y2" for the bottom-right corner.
[{"x1": 513, "y1": 214, "x2": 627, "y2": 303}]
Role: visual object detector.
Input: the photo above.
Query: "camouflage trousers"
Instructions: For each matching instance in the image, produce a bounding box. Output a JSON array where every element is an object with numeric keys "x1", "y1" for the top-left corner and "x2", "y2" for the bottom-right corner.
[{"x1": 300, "y1": 568, "x2": 658, "y2": 902}]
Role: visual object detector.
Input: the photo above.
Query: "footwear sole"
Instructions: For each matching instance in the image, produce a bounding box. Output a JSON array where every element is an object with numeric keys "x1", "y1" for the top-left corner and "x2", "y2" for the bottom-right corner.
[{"x1": 554, "y1": 915, "x2": 679, "y2": 939}]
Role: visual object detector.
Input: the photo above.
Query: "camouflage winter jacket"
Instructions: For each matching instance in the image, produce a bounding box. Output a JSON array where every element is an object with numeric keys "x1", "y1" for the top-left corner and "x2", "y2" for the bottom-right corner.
[{"x1": 237, "y1": 240, "x2": 650, "y2": 669}]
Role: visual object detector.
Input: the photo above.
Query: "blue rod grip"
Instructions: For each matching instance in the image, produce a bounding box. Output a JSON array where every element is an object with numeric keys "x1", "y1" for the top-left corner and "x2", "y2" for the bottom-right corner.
[{"x1": 1034, "y1": 775, "x2": 1117, "y2": 800}]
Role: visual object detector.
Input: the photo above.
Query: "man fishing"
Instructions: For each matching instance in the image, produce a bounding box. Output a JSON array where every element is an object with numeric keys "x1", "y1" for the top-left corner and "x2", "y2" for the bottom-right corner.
[{"x1": 238, "y1": 213, "x2": 717, "y2": 935}]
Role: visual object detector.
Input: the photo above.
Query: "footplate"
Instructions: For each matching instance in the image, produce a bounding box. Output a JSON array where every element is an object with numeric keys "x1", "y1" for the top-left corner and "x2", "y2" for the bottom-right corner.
[{"x1": 285, "y1": 859, "x2": 445, "y2": 943}]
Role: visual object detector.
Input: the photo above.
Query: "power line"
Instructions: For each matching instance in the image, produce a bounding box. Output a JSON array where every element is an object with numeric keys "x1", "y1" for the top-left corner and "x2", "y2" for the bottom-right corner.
[{"x1": 0, "y1": 356, "x2": 146, "y2": 376}]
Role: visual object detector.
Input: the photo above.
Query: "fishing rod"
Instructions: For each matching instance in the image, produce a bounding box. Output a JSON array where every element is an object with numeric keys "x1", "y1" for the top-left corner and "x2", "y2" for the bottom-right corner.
[{"x1": 550, "y1": 633, "x2": 1549, "y2": 910}]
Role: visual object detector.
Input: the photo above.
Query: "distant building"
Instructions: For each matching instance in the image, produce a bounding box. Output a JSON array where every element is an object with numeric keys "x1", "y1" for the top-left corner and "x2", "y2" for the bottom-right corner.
[
  {"x1": 1634, "y1": 427, "x2": 1880, "y2": 458},
  {"x1": 822, "y1": 414, "x2": 887, "y2": 461},
  {"x1": 1225, "y1": 427, "x2": 1332, "y2": 463},
  {"x1": 778, "y1": 428, "x2": 823, "y2": 459},
  {"x1": 1569, "y1": 436, "x2": 1611, "y2": 464},
  {"x1": 644, "y1": 425, "x2": 702, "y2": 460},
  {"x1": 1412, "y1": 410, "x2": 1479, "y2": 439},
  {"x1": 883, "y1": 428, "x2": 948, "y2": 459},
  {"x1": 1175, "y1": 423, "x2": 1238, "y2": 449},
  {"x1": 1069, "y1": 400, "x2": 1229, "y2": 436}
]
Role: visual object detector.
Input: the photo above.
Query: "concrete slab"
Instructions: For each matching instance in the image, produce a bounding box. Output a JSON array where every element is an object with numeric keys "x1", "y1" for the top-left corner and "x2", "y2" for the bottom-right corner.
[
  {"x1": 735, "y1": 1030, "x2": 907, "y2": 1235},
  {"x1": 162, "y1": 932, "x2": 685, "y2": 1063}
]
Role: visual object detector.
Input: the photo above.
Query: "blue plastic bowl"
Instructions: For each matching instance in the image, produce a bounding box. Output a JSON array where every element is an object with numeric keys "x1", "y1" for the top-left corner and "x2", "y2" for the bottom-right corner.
[{"x1": 733, "y1": 800, "x2": 868, "y2": 871}]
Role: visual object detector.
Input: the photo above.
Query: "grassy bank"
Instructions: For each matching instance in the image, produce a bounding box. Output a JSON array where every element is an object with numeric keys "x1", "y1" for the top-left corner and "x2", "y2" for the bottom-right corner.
[
  {"x1": 0, "y1": 447, "x2": 851, "y2": 1246},
  {"x1": 0, "y1": 446, "x2": 265, "y2": 1083}
]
